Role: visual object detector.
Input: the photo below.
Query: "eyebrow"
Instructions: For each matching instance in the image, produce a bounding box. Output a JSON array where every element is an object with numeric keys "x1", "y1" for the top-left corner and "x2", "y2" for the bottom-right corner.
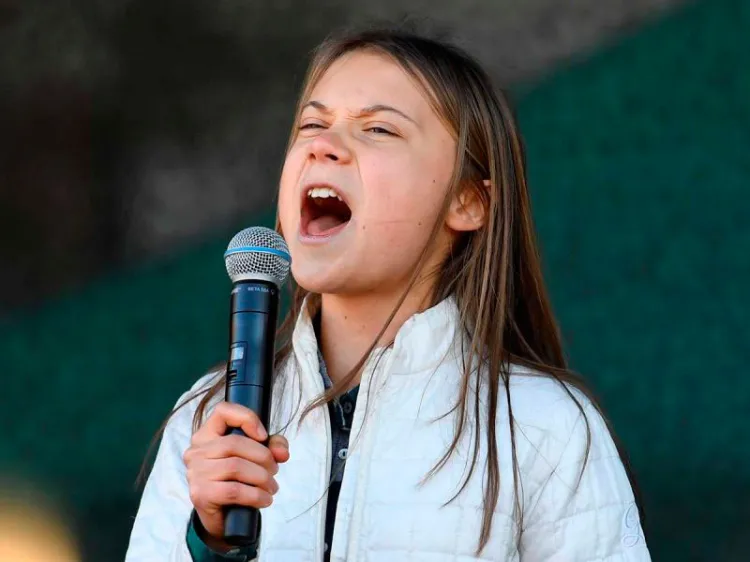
[{"x1": 302, "y1": 100, "x2": 418, "y2": 125}]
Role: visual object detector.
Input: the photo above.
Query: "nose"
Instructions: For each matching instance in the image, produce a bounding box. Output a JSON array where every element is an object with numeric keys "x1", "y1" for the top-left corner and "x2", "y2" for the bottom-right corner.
[{"x1": 308, "y1": 131, "x2": 352, "y2": 164}]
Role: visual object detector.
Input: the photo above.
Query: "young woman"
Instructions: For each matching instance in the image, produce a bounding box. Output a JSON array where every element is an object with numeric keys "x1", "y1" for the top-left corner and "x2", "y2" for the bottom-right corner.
[{"x1": 126, "y1": 27, "x2": 650, "y2": 562}]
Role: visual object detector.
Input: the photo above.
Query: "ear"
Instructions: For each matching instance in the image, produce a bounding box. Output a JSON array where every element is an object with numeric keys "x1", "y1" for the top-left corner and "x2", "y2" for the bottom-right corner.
[{"x1": 445, "y1": 179, "x2": 489, "y2": 232}]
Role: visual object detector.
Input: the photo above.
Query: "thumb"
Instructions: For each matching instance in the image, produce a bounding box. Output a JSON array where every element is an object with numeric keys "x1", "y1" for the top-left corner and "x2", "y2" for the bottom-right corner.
[{"x1": 268, "y1": 434, "x2": 290, "y2": 463}]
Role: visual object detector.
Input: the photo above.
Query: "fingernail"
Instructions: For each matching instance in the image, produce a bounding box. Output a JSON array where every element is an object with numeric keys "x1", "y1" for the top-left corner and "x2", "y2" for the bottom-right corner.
[{"x1": 258, "y1": 426, "x2": 268, "y2": 440}]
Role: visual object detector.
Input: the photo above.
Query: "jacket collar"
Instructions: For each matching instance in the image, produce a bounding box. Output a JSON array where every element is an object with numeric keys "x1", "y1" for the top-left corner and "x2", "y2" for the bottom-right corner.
[{"x1": 291, "y1": 294, "x2": 461, "y2": 383}]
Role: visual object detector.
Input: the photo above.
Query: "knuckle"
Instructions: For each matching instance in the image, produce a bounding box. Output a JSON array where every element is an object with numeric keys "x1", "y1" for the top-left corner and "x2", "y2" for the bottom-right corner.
[
  {"x1": 247, "y1": 486, "x2": 262, "y2": 505},
  {"x1": 224, "y1": 435, "x2": 244, "y2": 456},
  {"x1": 183, "y1": 446, "x2": 198, "y2": 465},
  {"x1": 189, "y1": 484, "x2": 205, "y2": 508},
  {"x1": 255, "y1": 489, "x2": 273, "y2": 507},
  {"x1": 230, "y1": 434, "x2": 248, "y2": 448},
  {"x1": 218, "y1": 436, "x2": 236, "y2": 458},
  {"x1": 225, "y1": 457, "x2": 243, "y2": 479},
  {"x1": 249, "y1": 464, "x2": 266, "y2": 485},
  {"x1": 257, "y1": 470, "x2": 269, "y2": 486},
  {"x1": 259, "y1": 447, "x2": 274, "y2": 466},
  {"x1": 264, "y1": 477, "x2": 277, "y2": 494},
  {"x1": 224, "y1": 482, "x2": 243, "y2": 503}
]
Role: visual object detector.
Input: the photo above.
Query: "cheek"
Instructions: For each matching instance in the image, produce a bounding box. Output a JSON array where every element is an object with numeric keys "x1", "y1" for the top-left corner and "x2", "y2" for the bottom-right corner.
[
  {"x1": 360, "y1": 155, "x2": 448, "y2": 235},
  {"x1": 277, "y1": 151, "x2": 304, "y2": 226}
]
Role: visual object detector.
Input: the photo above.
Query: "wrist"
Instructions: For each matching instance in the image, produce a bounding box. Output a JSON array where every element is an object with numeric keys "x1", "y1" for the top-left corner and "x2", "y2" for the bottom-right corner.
[{"x1": 192, "y1": 512, "x2": 234, "y2": 554}]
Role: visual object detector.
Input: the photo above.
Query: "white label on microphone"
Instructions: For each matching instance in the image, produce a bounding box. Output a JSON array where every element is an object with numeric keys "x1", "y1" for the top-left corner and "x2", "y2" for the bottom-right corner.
[{"x1": 231, "y1": 346, "x2": 245, "y2": 361}]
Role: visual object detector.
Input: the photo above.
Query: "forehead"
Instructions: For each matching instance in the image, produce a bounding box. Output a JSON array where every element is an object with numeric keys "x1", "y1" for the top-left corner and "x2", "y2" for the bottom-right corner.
[{"x1": 308, "y1": 50, "x2": 433, "y2": 118}]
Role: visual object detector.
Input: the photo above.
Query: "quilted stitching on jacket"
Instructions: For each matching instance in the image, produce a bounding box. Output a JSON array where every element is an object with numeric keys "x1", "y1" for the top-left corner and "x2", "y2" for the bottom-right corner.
[{"x1": 125, "y1": 297, "x2": 650, "y2": 562}]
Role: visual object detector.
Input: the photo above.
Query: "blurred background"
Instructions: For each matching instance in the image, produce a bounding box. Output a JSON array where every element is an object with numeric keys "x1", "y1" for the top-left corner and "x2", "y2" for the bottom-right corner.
[{"x1": 0, "y1": 0, "x2": 748, "y2": 559}]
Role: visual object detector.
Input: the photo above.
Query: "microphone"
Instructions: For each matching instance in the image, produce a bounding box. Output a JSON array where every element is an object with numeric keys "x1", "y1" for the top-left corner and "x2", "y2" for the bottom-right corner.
[{"x1": 221, "y1": 226, "x2": 291, "y2": 548}]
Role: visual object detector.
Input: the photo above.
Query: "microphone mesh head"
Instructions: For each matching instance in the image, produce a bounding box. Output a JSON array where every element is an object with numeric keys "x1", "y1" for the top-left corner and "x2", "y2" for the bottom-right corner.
[{"x1": 224, "y1": 226, "x2": 291, "y2": 286}]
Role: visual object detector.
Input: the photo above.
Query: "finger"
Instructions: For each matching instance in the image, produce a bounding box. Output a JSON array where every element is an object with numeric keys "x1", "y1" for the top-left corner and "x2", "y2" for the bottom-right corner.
[
  {"x1": 191, "y1": 481, "x2": 273, "y2": 511},
  {"x1": 193, "y1": 402, "x2": 267, "y2": 445},
  {"x1": 199, "y1": 458, "x2": 279, "y2": 494},
  {"x1": 199, "y1": 435, "x2": 279, "y2": 474},
  {"x1": 268, "y1": 435, "x2": 290, "y2": 464}
]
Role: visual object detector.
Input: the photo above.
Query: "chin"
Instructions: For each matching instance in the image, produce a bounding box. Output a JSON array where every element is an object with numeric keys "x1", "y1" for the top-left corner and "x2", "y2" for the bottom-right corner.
[
  {"x1": 290, "y1": 261, "x2": 348, "y2": 295},
  {"x1": 292, "y1": 262, "x2": 383, "y2": 298}
]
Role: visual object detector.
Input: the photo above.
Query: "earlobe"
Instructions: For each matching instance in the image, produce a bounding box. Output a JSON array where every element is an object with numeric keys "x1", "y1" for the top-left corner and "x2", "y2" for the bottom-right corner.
[{"x1": 445, "y1": 180, "x2": 489, "y2": 232}]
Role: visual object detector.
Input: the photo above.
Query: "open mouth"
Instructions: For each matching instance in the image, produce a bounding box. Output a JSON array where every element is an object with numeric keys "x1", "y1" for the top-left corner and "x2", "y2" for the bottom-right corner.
[{"x1": 301, "y1": 186, "x2": 352, "y2": 237}]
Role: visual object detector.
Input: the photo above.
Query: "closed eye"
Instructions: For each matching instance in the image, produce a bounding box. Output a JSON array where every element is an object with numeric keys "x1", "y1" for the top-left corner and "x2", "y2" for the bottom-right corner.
[
  {"x1": 365, "y1": 126, "x2": 397, "y2": 136},
  {"x1": 299, "y1": 123, "x2": 326, "y2": 131}
]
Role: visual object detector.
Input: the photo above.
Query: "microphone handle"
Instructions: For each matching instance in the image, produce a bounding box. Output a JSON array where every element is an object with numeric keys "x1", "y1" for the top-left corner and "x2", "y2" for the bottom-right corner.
[{"x1": 223, "y1": 281, "x2": 278, "y2": 548}]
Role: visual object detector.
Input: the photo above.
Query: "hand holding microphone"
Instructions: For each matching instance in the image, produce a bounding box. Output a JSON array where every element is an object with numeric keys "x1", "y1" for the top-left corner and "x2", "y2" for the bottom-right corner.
[
  {"x1": 183, "y1": 403, "x2": 289, "y2": 546},
  {"x1": 183, "y1": 227, "x2": 291, "y2": 551}
]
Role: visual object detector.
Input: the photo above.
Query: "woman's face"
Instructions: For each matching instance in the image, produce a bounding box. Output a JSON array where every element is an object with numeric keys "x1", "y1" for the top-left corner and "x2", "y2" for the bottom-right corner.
[{"x1": 278, "y1": 50, "x2": 457, "y2": 298}]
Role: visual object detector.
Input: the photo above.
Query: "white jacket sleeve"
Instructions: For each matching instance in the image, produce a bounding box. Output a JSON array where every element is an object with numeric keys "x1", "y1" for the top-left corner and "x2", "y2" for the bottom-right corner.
[
  {"x1": 519, "y1": 398, "x2": 651, "y2": 562},
  {"x1": 125, "y1": 375, "x2": 216, "y2": 562}
]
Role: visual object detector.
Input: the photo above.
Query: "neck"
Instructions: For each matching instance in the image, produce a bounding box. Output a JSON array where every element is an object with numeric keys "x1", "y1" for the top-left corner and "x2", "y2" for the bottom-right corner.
[{"x1": 317, "y1": 286, "x2": 432, "y2": 389}]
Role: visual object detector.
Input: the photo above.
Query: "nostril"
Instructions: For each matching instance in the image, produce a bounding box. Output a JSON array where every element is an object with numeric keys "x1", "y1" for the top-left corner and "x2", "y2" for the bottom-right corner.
[{"x1": 326, "y1": 153, "x2": 339, "y2": 162}]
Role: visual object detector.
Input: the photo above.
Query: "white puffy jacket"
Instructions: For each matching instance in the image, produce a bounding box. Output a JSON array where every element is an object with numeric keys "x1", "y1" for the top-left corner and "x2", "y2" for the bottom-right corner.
[{"x1": 126, "y1": 297, "x2": 650, "y2": 561}]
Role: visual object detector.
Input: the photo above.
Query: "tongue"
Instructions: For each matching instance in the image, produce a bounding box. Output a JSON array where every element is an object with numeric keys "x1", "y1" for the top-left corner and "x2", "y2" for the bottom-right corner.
[{"x1": 308, "y1": 215, "x2": 345, "y2": 235}]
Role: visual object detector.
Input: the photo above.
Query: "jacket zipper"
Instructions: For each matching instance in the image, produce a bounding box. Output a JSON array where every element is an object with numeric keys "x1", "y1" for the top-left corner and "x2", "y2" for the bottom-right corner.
[
  {"x1": 306, "y1": 351, "x2": 331, "y2": 562},
  {"x1": 321, "y1": 391, "x2": 332, "y2": 560},
  {"x1": 343, "y1": 349, "x2": 396, "y2": 560}
]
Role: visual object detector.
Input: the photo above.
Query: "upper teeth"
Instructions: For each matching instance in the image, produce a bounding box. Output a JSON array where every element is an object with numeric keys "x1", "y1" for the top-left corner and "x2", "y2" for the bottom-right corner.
[{"x1": 307, "y1": 187, "x2": 342, "y2": 201}]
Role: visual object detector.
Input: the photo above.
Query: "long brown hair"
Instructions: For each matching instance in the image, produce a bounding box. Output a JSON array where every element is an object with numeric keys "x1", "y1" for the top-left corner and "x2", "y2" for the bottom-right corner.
[{"x1": 146, "y1": 25, "x2": 643, "y2": 555}]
